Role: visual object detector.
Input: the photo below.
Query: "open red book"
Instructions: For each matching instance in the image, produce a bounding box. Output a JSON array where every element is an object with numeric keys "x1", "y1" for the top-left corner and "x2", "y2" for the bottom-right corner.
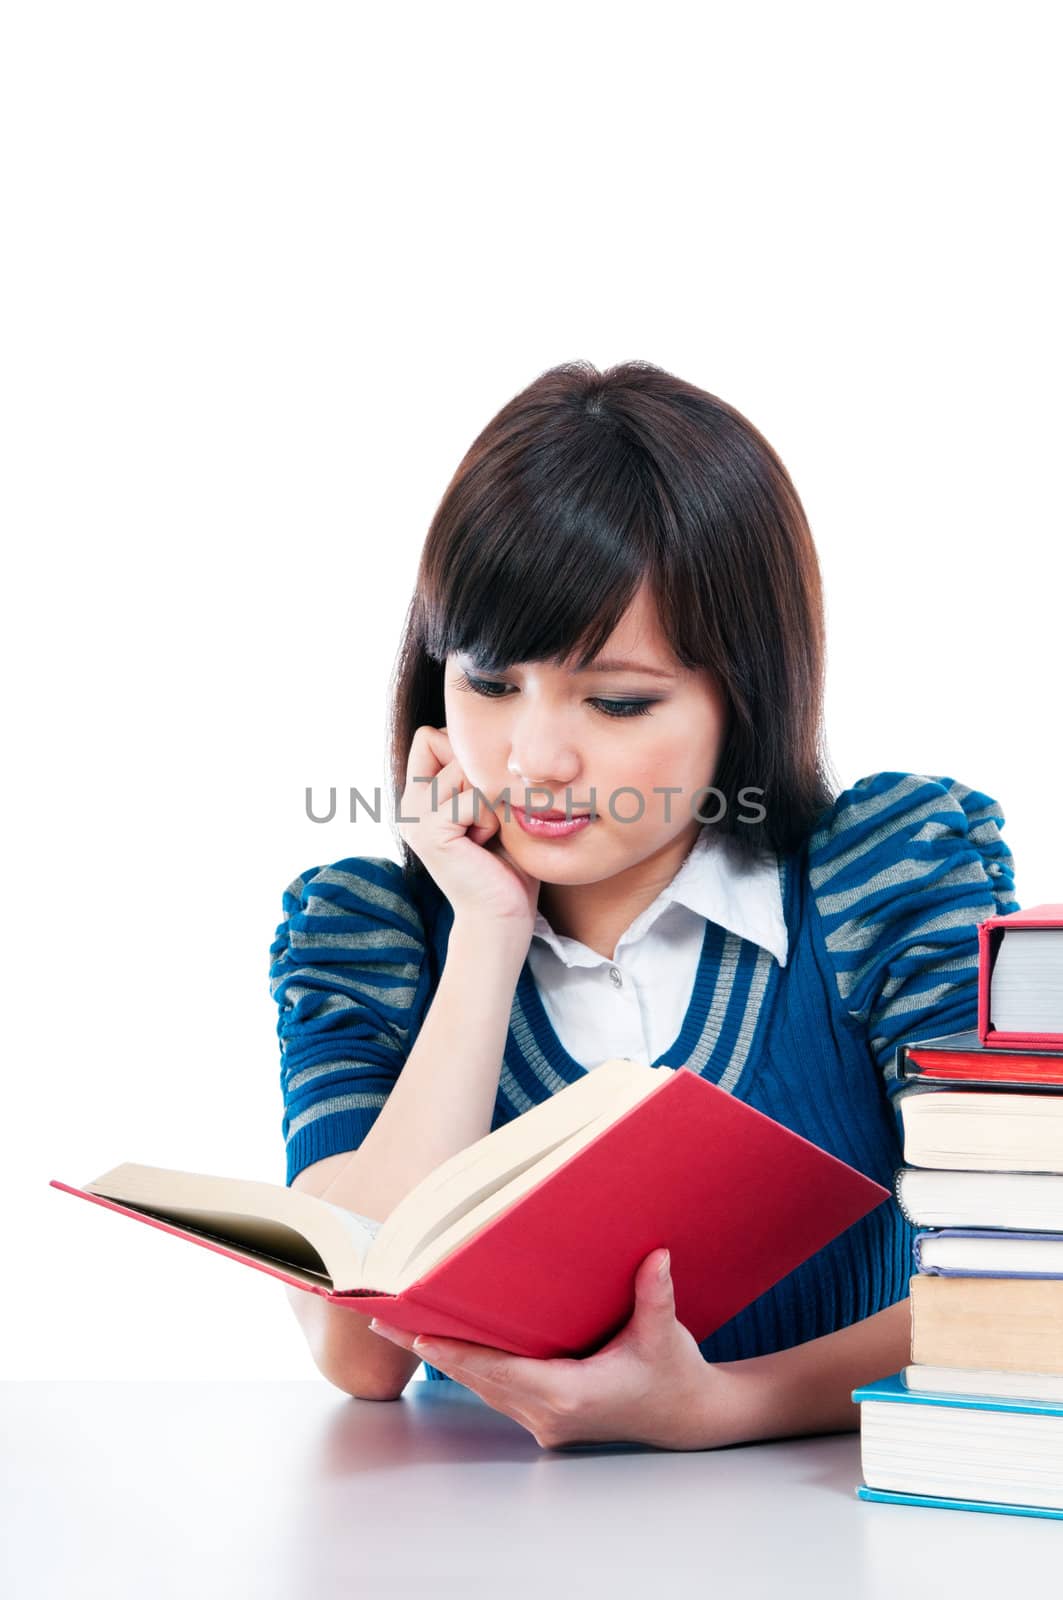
[{"x1": 51, "y1": 1059, "x2": 889, "y2": 1359}]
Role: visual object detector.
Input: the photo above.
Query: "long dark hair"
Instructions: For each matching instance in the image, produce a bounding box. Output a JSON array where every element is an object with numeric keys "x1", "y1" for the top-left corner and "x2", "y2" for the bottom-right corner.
[{"x1": 386, "y1": 359, "x2": 839, "y2": 889}]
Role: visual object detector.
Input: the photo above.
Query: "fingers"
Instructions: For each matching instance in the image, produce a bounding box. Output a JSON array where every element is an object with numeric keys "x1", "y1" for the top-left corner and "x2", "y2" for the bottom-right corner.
[
  {"x1": 490, "y1": 839, "x2": 538, "y2": 888},
  {"x1": 423, "y1": 1361, "x2": 541, "y2": 1433},
  {"x1": 374, "y1": 1318, "x2": 546, "y2": 1434},
  {"x1": 417, "y1": 1341, "x2": 573, "y2": 1407},
  {"x1": 418, "y1": 1345, "x2": 575, "y2": 1444},
  {"x1": 403, "y1": 725, "x2": 507, "y2": 835},
  {"x1": 403, "y1": 723, "x2": 454, "y2": 793},
  {"x1": 402, "y1": 727, "x2": 466, "y2": 821}
]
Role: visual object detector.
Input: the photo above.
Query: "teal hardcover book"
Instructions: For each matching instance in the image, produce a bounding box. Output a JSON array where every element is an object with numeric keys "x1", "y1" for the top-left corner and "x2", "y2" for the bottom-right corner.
[
  {"x1": 855, "y1": 1485, "x2": 1063, "y2": 1520},
  {"x1": 852, "y1": 1373, "x2": 1063, "y2": 1520},
  {"x1": 853, "y1": 1371, "x2": 1063, "y2": 1415}
]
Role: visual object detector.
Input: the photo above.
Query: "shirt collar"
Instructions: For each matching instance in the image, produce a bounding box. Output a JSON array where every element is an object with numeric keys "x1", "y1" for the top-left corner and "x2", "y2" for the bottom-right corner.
[{"x1": 531, "y1": 824, "x2": 789, "y2": 970}]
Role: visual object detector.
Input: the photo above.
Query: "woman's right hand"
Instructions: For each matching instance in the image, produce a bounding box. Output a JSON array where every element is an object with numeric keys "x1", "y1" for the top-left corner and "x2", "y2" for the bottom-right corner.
[{"x1": 397, "y1": 725, "x2": 542, "y2": 941}]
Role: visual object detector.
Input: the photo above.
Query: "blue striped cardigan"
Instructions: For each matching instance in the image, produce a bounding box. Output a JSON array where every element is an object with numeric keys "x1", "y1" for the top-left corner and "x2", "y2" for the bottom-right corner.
[{"x1": 269, "y1": 770, "x2": 1019, "y2": 1382}]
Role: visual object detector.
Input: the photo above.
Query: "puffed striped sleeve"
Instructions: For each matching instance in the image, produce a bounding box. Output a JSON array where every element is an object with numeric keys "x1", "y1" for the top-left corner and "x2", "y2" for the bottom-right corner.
[
  {"x1": 269, "y1": 856, "x2": 431, "y2": 1185},
  {"x1": 807, "y1": 772, "x2": 1020, "y2": 1130}
]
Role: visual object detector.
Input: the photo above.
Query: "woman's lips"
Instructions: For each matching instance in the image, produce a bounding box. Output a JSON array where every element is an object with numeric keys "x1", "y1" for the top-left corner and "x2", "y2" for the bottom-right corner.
[
  {"x1": 522, "y1": 805, "x2": 592, "y2": 819},
  {"x1": 512, "y1": 805, "x2": 595, "y2": 839}
]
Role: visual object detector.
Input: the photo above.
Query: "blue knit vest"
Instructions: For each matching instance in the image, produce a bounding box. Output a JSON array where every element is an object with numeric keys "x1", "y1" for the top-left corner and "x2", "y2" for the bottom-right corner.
[{"x1": 413, "y1": 836, "x2": 913, "y2": 1379}]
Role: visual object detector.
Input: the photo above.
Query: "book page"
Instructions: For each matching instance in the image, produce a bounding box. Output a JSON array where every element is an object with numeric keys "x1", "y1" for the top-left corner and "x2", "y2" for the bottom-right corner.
[
  {"x1": 390, "y1": 1070, "x2": 665, "y2": 1290},
  {"x1": 94, "y1": 1199, "x2": 338, "y2": 1282},
  {"x1": 82, "y1": 1164, "x2": 375, "y2": 1290},
  {"x1": 993, "y1": 928, "x2": 1063, "y2": 1031},
  {"x1": 368, "y1": 1058, "x2": 656, "y2": 1284}
]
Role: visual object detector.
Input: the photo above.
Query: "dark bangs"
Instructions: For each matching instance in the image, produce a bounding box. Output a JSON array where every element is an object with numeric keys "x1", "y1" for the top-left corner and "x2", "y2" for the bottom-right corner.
[
  {"x1": 419, "y1": 434, "x2": 667, "y2": 678},
  {"x1": 387, "y1": 358, "x2": 839, "y2": 882}
]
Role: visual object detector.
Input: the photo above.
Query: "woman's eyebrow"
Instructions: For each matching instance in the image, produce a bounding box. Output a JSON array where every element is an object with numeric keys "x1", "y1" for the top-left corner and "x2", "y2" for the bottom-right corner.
[
  {"x1": 583, "y1": 656, "x2": 676, "y2": 680},
  {"x1": 455, "y1": 651, "x2": 676, "y2": 681}
]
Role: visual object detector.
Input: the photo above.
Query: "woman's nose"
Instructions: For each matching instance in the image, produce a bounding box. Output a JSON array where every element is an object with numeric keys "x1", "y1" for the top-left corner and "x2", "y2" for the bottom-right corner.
[{"x1": 506, "y1": 748, "x2": 580, "y2": 796}]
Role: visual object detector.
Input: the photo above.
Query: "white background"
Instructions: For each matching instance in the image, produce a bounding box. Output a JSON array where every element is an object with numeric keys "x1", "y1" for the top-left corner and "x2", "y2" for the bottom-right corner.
[{"x1": 3, "y1": 2, "x2": 1060, "y2": 1379}]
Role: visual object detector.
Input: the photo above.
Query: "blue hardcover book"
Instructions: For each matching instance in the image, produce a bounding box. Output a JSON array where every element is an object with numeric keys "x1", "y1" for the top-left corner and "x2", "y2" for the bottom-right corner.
[
  {"x1": 852, "y1": 1373, "x2": 1063, "y2": 1520},
  {"x1": 853, "y1": 1371, "x2": 1063, "y2": 1414},
  {"x1": 913, "y1": 1228, "x2": 1063, "y2": 1277},
  {"x1": 855, "y1": 1486, "x2": 1063, "y2": 1520}
]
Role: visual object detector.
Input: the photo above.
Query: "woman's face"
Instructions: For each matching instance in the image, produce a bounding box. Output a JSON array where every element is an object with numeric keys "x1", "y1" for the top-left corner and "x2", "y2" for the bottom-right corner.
[{"x1": 442, "y1": 581, "x2": 728, "y2": 884}]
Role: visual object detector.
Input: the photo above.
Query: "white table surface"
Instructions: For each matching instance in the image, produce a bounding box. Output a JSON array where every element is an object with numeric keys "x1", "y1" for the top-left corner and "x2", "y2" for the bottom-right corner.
[{"x1": 1, "y1": 1380, "x2": 1057, "y2": 1599}]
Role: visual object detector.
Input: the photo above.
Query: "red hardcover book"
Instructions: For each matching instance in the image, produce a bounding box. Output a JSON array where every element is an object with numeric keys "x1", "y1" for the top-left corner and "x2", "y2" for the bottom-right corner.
[
  {"x1": 979, "y1": 904, "x2": 1063, "y2": 1049},
  {"x1": 50, "y1": 1063, "x2": 889, "y2": 1359},
  {"x1": 899, "y1": 1028, "x2": 1063, "y2": 1089}
]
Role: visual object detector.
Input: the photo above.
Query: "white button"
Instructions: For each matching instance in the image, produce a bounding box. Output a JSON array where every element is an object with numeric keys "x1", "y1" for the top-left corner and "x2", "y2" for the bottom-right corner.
[
  {"x1": 609, "y1": 966, "x2": 623, "y2": 987},
  {"x1": 988, "y1": 862, "x2": 1002, "y2": 876}
]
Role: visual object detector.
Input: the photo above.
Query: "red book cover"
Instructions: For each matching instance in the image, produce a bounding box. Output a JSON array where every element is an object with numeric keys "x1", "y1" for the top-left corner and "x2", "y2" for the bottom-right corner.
[
  {"x1": 899, "y1": 1028, "x2": 1063, "y2": 1088},
  {"x1": 979, "y1": 903, "x2": 1063, "y2": 1050},
  {"x1": 50, "y1": 1068, "x2": 889, "y2": 1360}
]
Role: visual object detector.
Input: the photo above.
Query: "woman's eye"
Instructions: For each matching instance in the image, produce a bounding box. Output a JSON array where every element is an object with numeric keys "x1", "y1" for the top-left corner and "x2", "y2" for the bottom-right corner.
[
  {"x1": 592, "y1": 698, "x2": 657, "y2": 719},
  {"x1": 461, "y1": 674, "x2": 508, "y2": 698},
  {"x1": 459, "y1": 673, "x2": 656, "y2": 719}
]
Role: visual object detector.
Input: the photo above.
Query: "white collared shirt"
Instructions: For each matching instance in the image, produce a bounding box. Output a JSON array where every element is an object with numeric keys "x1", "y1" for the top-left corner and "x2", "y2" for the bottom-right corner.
[{"x1": 526, "y1": 824, "x2": 789, "y2": 1069}]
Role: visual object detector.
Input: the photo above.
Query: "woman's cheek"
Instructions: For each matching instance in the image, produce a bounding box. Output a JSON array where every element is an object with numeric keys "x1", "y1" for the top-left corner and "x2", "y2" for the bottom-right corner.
[
  {"x1": 441, "y1": 704, "x2": 484, "y2": 777},
  {"x1": 595, "y1": 756, "x2": 658, "y2": 826}
]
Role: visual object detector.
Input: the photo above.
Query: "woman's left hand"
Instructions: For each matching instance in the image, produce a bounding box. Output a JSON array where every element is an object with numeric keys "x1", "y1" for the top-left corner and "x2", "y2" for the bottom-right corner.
[{"x1": 367, "y1": 1248, "x2": 740, "y2": 1451}]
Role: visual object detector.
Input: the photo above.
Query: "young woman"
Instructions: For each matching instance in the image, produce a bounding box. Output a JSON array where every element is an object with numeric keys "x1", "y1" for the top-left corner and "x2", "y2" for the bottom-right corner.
[{"x1": 269, "y1": 360, "x2": 1019, "y2": 1450}]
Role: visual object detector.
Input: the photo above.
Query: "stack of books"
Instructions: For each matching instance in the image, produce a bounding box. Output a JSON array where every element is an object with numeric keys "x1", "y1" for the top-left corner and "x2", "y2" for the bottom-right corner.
[{"x1": 853, "y1": 902, "x2": 1063, "y2": 1520}]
